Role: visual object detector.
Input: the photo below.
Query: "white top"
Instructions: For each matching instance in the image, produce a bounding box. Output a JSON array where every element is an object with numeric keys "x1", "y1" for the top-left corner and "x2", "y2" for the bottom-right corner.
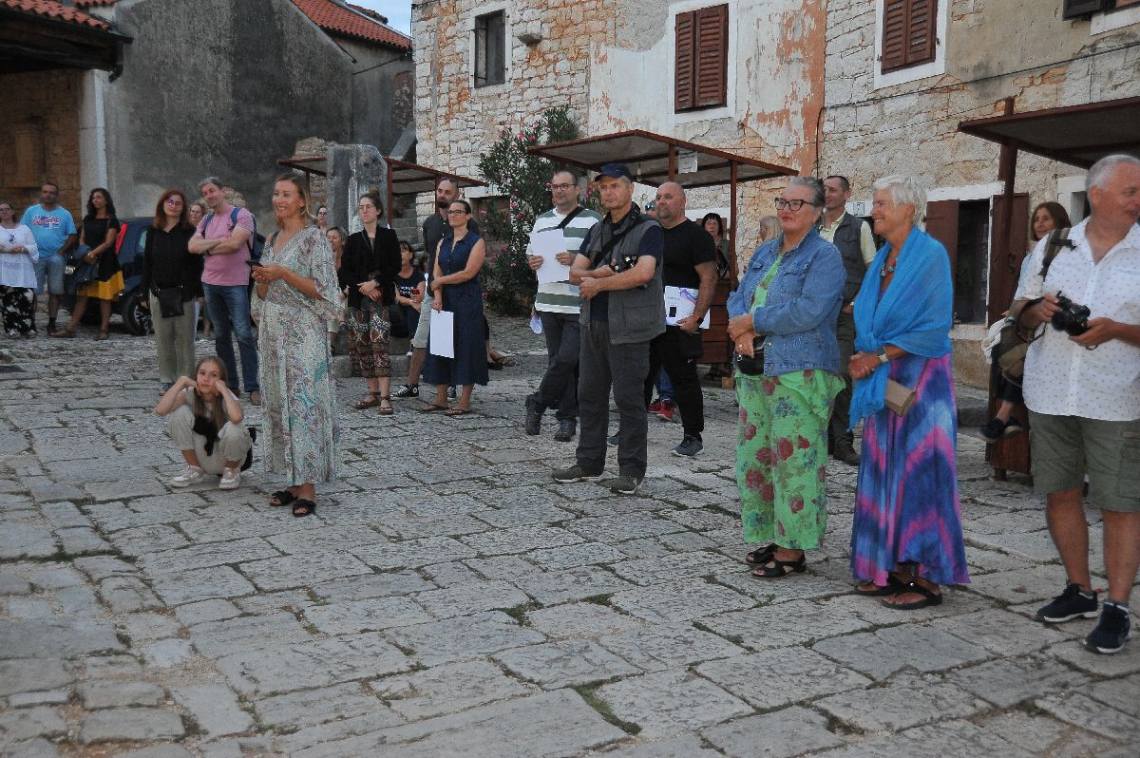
[
  {"x1": 0, "y1": 224, "x2": 39, "y2": 289},
  {"x1": 1015, "y1": 219, "x2": 1140, "y2": 421},
  {"x1": 529, "y1": 206, "x2": 602, "y2": 314}
]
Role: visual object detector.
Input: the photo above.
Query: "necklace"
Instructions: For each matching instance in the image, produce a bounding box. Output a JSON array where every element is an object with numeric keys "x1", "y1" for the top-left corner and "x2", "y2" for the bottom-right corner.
[{"x1": 880, "y1": 256, "x2": 900, "y2": 278}]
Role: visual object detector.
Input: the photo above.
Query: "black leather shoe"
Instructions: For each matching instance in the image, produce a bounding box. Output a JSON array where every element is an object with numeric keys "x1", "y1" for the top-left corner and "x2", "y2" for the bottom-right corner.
[
  {"x1": 833, "y1": 440, "x2": 860, "y2": 466},
  {"x1": 524, "y1": 396, "x2": 543, "y2": 436},
  {"x1": 553, "y1": 419, "x2": 576, "y2": 442}
]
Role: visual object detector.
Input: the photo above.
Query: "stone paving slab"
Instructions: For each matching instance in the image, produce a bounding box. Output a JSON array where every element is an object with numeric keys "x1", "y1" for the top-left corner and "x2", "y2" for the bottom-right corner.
[{"x1": 3, "y1": 323, "x2": 1140, "y2": 755}]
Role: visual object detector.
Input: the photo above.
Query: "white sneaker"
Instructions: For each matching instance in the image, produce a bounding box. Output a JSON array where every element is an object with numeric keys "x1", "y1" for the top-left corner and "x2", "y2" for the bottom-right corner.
[
  {"x1": 219, "y1": 467, "x2": 241, "y2": 490},
  {"x1": 170, "y1": 465, "x2": 205, "y2": 488}
]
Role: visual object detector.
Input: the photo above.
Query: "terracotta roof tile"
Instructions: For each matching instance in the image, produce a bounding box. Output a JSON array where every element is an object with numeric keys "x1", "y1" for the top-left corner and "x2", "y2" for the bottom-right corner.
[
  {"x1": 4, "y1": 0, "x2": 111, "y2": 29},
  {"x1": 292, "y1": 0, "x2": 411, "y2": 51}
]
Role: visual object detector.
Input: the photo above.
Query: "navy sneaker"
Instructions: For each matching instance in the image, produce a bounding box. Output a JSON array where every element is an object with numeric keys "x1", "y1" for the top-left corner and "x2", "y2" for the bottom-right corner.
[
  {"x1": 1085, "y1": 602, "x2": 1132, "y2": 654},
  {"x1": 610, "y1": 474, "x2": 643, "y2": 495},
  {"x1": 1036, "y1": 582, "x2": 1099, "y2": 623},
  {"x1": 672, "y1": 435, "x2": 703, "y2": 457},
  {"x1": 552, "y1": 464, "x2": 603, "y2": 483}
]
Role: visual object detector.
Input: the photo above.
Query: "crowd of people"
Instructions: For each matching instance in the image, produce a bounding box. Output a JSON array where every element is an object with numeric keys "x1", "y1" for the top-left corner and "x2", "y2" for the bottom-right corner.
[{"x1": 4, "y1": 152, "x2": 1137, "y2": 656}]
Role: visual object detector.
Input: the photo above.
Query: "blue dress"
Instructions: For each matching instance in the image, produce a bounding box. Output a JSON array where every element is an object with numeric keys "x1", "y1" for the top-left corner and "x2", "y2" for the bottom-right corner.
[{"x1": 424, "y1": 232, "x2": 489, "y2": 387}]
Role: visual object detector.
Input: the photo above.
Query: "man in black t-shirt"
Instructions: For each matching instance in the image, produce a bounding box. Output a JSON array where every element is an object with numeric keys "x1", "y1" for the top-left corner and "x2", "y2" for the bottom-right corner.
[{"x1": 648, "y1": 182, "x2": 717, "y2": 457}]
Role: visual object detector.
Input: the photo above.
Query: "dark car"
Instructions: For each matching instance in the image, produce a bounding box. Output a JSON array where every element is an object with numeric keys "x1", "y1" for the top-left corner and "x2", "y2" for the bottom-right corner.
[{"x1": 63, "y1": 217, "x2": 153, "y2": 335}]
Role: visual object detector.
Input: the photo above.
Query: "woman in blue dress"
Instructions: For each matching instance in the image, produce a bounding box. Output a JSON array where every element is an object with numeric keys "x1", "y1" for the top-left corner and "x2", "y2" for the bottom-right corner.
[{"x1": 422, "y1": 200, "x2": 488, "y2": 415}]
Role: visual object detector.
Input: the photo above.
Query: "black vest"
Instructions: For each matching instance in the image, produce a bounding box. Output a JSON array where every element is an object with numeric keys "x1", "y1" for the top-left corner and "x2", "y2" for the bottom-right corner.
[{"x1": 829, "y1": 213, "x2": 867, "y2": 303}]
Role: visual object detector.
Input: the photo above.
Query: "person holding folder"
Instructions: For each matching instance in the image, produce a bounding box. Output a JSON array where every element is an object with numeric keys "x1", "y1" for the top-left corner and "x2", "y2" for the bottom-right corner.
[{"x1": 421, "y1": 200, "x2": 488, "y2": 415}]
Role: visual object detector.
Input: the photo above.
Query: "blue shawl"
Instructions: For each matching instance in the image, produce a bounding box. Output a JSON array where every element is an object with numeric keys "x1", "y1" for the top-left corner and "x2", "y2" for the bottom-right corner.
[{"x1": 849, "y1": 227, "x2": 953, "y2": 427}]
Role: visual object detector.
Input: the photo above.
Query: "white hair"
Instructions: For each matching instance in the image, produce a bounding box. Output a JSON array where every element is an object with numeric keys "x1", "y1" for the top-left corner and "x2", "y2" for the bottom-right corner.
[
  {"x1": 872, "y1": 174, "x2": 927, "y2": 227},
  {"x1": 1086, "y1": 154, "x2": 1140, "y2": 193}
]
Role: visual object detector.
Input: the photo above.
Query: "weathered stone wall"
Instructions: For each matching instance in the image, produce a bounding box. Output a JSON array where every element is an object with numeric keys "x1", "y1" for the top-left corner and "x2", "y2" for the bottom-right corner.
[
  {"x1": 0, "y1": 69, "x2": 84, "y2": 218},
  {"x1": 100, "y1": 0, "x2": 354, "y2": 219},
  {"x1": 337, "y1": 37, "x2": 415, "y2": 154}
]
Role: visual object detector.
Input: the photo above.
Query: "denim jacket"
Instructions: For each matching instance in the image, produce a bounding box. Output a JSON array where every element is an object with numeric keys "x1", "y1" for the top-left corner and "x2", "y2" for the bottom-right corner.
[{"x1": 726, "y1": 229, "x2": 845, "y2": 376}]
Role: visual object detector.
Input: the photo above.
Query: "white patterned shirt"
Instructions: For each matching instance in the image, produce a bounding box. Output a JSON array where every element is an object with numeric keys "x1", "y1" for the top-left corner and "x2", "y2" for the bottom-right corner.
[{"x1": 1015, "y1": 219, "x2": 1140, "y2": 421}]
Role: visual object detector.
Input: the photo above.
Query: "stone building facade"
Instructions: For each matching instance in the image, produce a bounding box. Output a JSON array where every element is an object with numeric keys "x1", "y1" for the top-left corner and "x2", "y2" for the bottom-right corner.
[
  {"x1": 820, "y1": 0, "x2": 1140, "y2": 384},
  {"x1": 412, "y1": 0, "x2": 828, "y2": 255}
]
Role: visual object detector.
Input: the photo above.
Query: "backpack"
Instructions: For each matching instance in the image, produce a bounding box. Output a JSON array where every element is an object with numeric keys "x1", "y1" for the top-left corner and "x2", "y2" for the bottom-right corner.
[
  {"x1": 993, "y1": 227, "x2": 1073, "y2": 383},
  {"x1": 202, "y1": 207, "x2": 265, "y2": 262}
]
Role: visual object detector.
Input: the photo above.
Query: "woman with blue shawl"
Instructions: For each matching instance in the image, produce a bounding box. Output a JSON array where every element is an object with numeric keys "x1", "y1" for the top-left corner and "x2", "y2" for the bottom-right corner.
[{"x1": 847, "y1": 175, "x2": 969, "y2": 609}]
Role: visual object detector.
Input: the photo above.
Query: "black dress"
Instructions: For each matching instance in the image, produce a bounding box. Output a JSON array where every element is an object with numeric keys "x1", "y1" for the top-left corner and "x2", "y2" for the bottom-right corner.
[{"x1": 81, "y1": 215, "x2": 121, "y2": 282}]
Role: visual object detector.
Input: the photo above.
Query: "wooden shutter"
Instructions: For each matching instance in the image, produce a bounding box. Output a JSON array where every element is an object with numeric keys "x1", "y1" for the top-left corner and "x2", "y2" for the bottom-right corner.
[
  {"x1": 881, "y1": 0, "x2": 937, "y2": 74},
  {"x1": 924, "y1": 200, "x2": 959, "y2": 288},
  {"x1": 675, "y1": 11, "x2": 696, "y2": 112},
  {"x1": 987, "y1": 193, "x2": 1029, "y2": 327},
  {"x1": 1062, "y1": 0, "x2": 1107, "y2": 18},
  {"x1": 695, "y1": 5, "x2": 728, "y2": 108},
  {"x1": 675, "y1": 5, "x2": 727, "y2": 112}
]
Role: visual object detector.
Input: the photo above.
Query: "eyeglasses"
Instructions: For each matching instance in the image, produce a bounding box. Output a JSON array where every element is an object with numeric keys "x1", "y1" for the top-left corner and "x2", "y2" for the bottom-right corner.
[
  {"x1": 774, "y1": 198, "x2": 813, "y2": 211},
  {"x1": 446, "y1": 209, "x2": 469, "y2": 216},
  {"x1": 547, "y1": 183, "x2": 574, "y2": 191}
]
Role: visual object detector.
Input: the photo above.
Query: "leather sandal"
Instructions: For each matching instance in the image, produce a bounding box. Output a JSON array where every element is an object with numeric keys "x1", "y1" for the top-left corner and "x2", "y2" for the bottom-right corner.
[
  {"x1": 355, "y1": 394, "x2": 380, "y2": 410},
  {"x1": 291, "y1": 499, "x2": 316, "y2": 518},
  {"x1": 880, "y1": 580, "x2": 943, "y2": 610},
  {"x1": 745, "y1": 543, "x2": 777, "y2": 565},
  {"x1": 751, "y1": 553, "x2": 806, "y2": 579},
  {"x1": 269, "y1": 490, "x2": 297, "y2": 507},
  {"x1": 854, "y1": 574, "x2": 906, "y2": 596},
  {"x1": 377, "y1": 395, "x2": 394, "y2": 415}
]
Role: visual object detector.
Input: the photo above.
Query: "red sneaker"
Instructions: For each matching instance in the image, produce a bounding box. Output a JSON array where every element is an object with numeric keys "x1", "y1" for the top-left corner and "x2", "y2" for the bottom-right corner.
[
  {"x1": 656, "y1": 399, "x2": 676, "y2": 422},
  {"x1": 648, "y1": 398, "x2": 665, "y2": 414}
]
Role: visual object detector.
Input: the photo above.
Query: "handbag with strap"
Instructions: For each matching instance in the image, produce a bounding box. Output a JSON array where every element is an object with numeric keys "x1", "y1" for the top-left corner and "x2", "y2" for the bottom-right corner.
[
  {"x1": 992, "y1": 227, "x2": 1072, "y2": 383},
  {"x1": 65, "y1": 245, "x2": 97, "y2": 288},
  {"x1": 156, "y1": 286, "x2": 185, "y2": 318}
]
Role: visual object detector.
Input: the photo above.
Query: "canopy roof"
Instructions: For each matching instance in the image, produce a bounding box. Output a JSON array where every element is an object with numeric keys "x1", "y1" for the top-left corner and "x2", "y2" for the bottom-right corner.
[
  {"x1": 277, "y1": 155, "x2": 485, "y2": 196},
  {"x1": 527, "y1": 129, "x2": 796, "y2": 188},
  {"x1": 958, "y1": 96, "x2": 1140, "y2": 169}
]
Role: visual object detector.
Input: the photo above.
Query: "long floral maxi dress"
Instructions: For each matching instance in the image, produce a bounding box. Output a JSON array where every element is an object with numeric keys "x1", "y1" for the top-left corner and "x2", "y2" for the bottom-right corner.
[
  {"x1": 251, "y1": 226, "x2": 343, "y2": 485},
  {"x1": 736, "y1": 256, "x2": 843, "y2": 550},
  {"x1": 850, "y1": 352, "x2": 970, "y2": 587}
]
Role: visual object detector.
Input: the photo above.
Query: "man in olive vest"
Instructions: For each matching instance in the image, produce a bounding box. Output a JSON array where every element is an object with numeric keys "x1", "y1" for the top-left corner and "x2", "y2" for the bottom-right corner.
[
  {"x1": 552, "y1": 163, "x2": 664, "y2": 496},
  {"x1": 819, "y1": 175, "x2": 877, "y2": 465}
]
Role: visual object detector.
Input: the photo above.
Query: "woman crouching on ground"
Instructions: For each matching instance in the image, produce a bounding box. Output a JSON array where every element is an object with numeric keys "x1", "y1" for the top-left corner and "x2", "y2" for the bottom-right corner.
[{"x1": 154, "y1": 356, "x2": 252, "y2": 489}]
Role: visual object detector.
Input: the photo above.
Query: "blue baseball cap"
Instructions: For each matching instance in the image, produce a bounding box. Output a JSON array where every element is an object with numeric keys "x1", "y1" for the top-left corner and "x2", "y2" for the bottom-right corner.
[{"x1": 596, "y1": 163, "x2": 633, "y2": 181}]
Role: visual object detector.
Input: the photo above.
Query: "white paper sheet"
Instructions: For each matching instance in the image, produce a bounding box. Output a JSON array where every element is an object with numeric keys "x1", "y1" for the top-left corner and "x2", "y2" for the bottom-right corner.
[
  {"x1": 530, "y1": 230, "x2": 570, "y2": 285},
  {"x1": 429, "y1": 309, "x2": 455, "y2": 358},
  {"x1": 663, "y1": 286, "x2": 711, "y2": 329}
]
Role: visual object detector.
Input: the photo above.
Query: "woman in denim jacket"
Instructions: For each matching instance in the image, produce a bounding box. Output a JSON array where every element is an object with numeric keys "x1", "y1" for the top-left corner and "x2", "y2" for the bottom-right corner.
[{"x1": 726, "y1": 177, "x2": 845, "y2": 578}]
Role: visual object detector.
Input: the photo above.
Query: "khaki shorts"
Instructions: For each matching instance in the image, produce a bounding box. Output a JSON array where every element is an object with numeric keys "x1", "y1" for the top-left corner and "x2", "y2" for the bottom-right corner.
[
  {"x1": 411, "y1": 292, "x2": 432, "y2": 350},
  {"x1": 1028, "y1": 411, "x2": 1140, "y2": 512}
]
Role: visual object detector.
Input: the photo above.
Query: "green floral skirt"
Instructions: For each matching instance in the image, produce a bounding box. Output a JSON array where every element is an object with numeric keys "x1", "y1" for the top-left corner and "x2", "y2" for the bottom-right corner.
[{"x1": 735, "y1": 368, "x2": 842, "y2": 550}]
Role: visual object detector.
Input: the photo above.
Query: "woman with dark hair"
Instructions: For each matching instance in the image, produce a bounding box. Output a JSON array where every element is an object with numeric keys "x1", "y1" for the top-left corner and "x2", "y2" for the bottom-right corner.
[
  {"x1": 422, "y1": 199, "x2": 488, "y2": 415},
  {"x1": 315, "y1": 205, "x2": 329, "y2": 232},
  {"x1": 0, "y1": 200, "x2": 38, "y2": 337},
  {"x1": 54, "y1": 187, "x2": 120, "y2": 339},
  {"x1": 251, "y1": 174, "x2": 342, "y2": 517},
  {"x1": 702, "y1": 212, "x2": 731, "y2": 280},
  {"x1": 340, "y1": 192, "x2": 401, "y2": 414},
  {"x1": 726, "y1": 177, "x2": 845, "y2": 578},
  {"x1": 142, "y1": 190, "x2": 202, "y2": 388},
  {"x1": 980, "y1": 201, "x2": 1073, "y2": 442},
  {"x1": 393, "y1": 239, "x2": 423, "y2": 341},
  {"x1": 154, "y1": 355, "x2": 252, "y2": 490}
]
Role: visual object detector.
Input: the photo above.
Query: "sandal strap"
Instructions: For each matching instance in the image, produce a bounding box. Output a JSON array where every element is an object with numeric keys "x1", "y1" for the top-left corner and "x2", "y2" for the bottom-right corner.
[{"x1": 900, "y1": 580, "x2": 939, "y2": 599}]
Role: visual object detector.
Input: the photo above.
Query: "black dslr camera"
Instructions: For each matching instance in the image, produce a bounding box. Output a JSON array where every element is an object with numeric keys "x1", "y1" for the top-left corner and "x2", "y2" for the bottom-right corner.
[{"x1": 1050, "y1": 291, "x2": 1091, "y2": 336}]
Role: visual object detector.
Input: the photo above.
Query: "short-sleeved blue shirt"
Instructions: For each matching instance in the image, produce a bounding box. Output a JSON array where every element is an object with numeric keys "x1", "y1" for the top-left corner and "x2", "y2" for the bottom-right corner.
[{"x1": 20, "y1": 205, "x2": 77, "y2": 258}]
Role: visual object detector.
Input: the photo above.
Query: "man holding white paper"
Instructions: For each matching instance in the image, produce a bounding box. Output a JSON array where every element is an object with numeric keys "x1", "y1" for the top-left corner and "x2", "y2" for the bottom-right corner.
[
  {"x1": 648, "y1": 182, "x2": 717, "y2": 457},
  {"x1": 525, "y1": 170, "x2": 602, "y2": 442}
]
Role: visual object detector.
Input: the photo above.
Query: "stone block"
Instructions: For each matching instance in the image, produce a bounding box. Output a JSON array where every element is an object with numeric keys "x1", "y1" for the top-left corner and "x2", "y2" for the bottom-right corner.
[
  {"x1": 352, "y1": 536, "x2": 477, "y2": 569},
  {"x1": 511, "y1": 566, "x2": 636, "y2": 605},
  {"x1": 947, "y1": 655, "x2": 1089, "y2": 708},
  {"x1": 139, "y1": 537, "x2": 281, "y2": 575},
  {"x1": 816, "y1": 672, "x2": 988, "y2": 732},
  {"x1": 78, "y1": 680, "x2": 165, "y2": 708},
  {"x1": 527, "y1": 603, "x2": 649, "y2": 640},
  {"x1": 0, "y1": 619, "x2": 122, "y2": 658},
  {"x1": 529, "y1": 541, "x2": 629, "y2": 569},
  {"x1": 371, "y1": 659, "x2": 534, "y2": 720},
  {"x1": 811, "y1": 624, "x2": 991, "y2": 680},
  {"x1": 0, "y1": 658, "x2": 71, "y2": 697},
  {"x1": 189, "y1": 611, "x2": 311, "y2": 657},
  {"x1": 459, "y1": 525, "x2": 583, "y2": 555},
  {"x1": 598, "y1": 623, "x2": 745, "y2": 671},
  {"x1": 698, "y1": 647, "x2": 871, "y2": 709},
  {"x1": 610, "y1": 551, "x2": 738, "y2": 587},
  {"x1": 384, "y1": 611, "x2": 547, "y2": 667},
  {"x1": 702, "y1": 706, "x2": 844, "y2": 757},
  {"x1": 0, "y1": 524, "x2": 56, "y2": 559},
  {"x1": 150, "y1": 565, "x2": 257, "y2": 605},
  {"x1": 255, "y1": 683, "x2": 384, "y2": 729},
  {"x1": 174, "y1": 599, "x2": 242, "y2": 626},
  {"x1": 594, "y1": 668, "x2": 752, "y2": 738},
  {"x1": 568, "y1": 513, "x2": 685, "y2": 542},
  {"x1": 142, "y1": 638, "x2": 195, "y2": 668},
  {"x1": 1035, "y1": 690, "x2": 1140, "y2": 742},
  {"x1": 494, "y1": 639, "x2": 641, "y2": 688},
  {"x1": 302, "y1": 597, "x2": 433, "y2": 634},
  {"x1": 611, "y1": 579, "x2": 754, "y2": 624},
  {"x1": 237, "y1": 551, "x2": 374, "y2": 592},
  {"x1": 310, "y1": 570, "x2": 434, "y2": 601},
  {"x1": 80, "y1": 707, "x2": 185, "y2": 742},
  {"x1": 170, "y1": 684, "x2": 254, "y2": 736},
  {"x1": 415, "y1": 580, "x2": 530, "y2": 619}
]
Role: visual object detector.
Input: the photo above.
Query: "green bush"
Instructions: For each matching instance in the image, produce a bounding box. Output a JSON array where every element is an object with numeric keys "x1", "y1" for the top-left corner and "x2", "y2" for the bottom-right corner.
[{"x1": 478, "y1": 106, "x2": 582, "y2": 315}]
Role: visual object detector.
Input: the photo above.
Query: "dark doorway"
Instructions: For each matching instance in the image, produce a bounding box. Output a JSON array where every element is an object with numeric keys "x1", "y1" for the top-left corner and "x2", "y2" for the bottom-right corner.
[{"x1": 954, "y1": 200, "x2": 989, "y2": 324}]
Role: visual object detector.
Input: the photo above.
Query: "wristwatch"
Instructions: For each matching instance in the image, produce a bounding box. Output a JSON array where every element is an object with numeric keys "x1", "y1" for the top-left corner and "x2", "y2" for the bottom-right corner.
[{"x1": 877, "y1": 351, "x2": 890, "y2": 364}]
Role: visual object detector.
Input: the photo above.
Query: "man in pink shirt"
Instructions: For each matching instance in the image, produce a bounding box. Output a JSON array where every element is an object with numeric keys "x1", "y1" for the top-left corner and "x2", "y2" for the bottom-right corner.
[{"x1": 188, "y1": 177, "x2": 260, "y2": 404}]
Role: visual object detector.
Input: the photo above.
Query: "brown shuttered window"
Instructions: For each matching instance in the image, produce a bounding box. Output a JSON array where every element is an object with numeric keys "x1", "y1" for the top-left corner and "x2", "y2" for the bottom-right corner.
[
  {"x1": 675, "y1": 5, "x2": 728, "y2": 113},
  {"x1": 1062, "y1": 0, "x2": 1107, "y2": 18},
  {"x1": 881, "y1": 0, "x2": 938, "y2": 74}
]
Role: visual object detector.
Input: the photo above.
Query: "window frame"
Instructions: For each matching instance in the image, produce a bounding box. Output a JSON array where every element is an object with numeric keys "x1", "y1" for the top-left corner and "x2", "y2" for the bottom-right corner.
[
  {"x1": 473, "y1": 9, "x2": 507, "y2": 89},
  {"x1": 873, "y1": 0, "x2": 949, "y2": 90},
  {"x1": 673, "y1": 3, "x2": 729, "y2": 114}
]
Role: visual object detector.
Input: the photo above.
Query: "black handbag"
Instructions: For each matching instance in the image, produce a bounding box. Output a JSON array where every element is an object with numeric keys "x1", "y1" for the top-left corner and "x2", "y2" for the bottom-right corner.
[
  {"x1": 156, "y1": 286, "x2": 185, "y2": 318},
  {"x1": 734, "y1": 336, "x2": 766, "y2": 376},
  {"x1": 65, "y1": 245, "x2": 98, "y2": 288}
]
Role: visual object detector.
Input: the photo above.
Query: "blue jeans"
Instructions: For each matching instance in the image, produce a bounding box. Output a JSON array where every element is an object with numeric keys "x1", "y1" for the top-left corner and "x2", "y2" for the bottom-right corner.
[{"x1": 203, "y1": 283, "x2": 259, "y2": 393}]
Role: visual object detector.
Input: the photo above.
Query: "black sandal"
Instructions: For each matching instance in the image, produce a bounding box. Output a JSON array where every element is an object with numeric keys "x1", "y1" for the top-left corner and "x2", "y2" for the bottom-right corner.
[
  {"x1": 880, "y1": 580, "x2": 943, "y2": 610},
  {"x1": 854, "y1": 574, "x2": 905, "y2": 596},
  {"x1": 745, "y1": 543, "x2": 777, "y2": 565},
  {"x1": 269, "y1": 490, "x2": 297, "y2": 508},
  {"x1": 291, "y1": 499, "x2": 316, "y2": 518},
  {"x1": 751, "y1": 553, "x2": 806, "y2": 578}
]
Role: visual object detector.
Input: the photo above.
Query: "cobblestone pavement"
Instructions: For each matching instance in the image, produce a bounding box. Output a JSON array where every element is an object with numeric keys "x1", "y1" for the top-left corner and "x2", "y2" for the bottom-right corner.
[{"x1": 1, "y1": 318, "x2": 1138, "y2": 757}]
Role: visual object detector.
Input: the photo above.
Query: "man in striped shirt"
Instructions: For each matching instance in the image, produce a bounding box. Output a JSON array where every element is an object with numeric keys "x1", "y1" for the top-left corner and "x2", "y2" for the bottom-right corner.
[{"x1": 524, "y1": 169, "x2": 602, "y2": 442}]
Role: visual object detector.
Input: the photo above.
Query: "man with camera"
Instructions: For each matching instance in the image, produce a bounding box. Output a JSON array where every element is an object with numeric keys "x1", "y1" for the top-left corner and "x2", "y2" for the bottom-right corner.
[{"x1": 1014, "y1": 154, "x2": 1140, "y2": 655}]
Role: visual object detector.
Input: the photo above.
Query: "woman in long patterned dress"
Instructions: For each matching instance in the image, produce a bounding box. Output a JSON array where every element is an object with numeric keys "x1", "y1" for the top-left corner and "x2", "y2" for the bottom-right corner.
[
  {"x1": 848, "y1": 174, "x2": 969, "y2": 608},
  {"x1": 726, "y1": 178, "x2": 845, "y2": 578},
  {"x1": 421, "y1": 200, "x2": 488, "y2": 416},
  {"x1": 251, "y1": 174, "x2": 342, "y2": 517}
]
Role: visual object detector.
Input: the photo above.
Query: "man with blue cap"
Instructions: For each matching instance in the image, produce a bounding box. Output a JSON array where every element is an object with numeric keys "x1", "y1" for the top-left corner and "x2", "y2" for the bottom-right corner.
[{"x1": 552, "y1": 163, "x2": 664, "y2": 495}]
